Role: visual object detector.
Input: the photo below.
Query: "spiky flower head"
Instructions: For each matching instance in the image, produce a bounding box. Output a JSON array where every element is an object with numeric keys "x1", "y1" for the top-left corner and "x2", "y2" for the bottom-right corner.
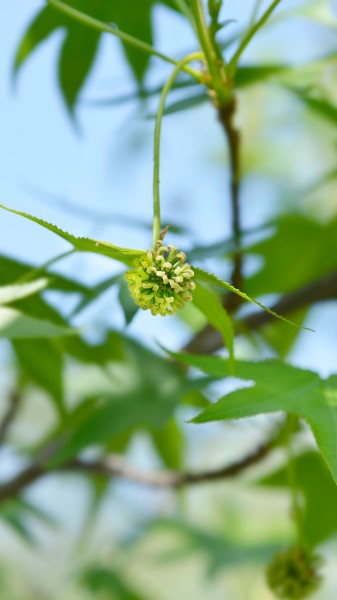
[
  {"x1": 267, "y1": 548, "x2": 322, "y2": 600},
  {"x1": 125, "y1": 240, "x2": 195, "y2": 316}
]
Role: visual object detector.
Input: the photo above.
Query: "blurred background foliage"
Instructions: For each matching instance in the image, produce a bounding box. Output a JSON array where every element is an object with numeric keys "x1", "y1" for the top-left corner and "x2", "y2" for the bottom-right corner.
[{"x1": 1, "y1": 0, "x2": 337, "y2": 598}]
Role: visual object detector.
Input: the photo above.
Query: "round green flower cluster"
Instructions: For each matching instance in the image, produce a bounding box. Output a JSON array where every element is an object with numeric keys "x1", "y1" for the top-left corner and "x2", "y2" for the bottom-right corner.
[
  {"x1": 267, "y1": 548, "x2": 322, "y2": 600},
  {"x1": 125, "y1": 240, "x2": 195, "y2": 316}
]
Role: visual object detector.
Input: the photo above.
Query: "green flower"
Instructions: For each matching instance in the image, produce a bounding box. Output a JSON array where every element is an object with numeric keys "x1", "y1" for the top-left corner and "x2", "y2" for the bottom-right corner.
[
  {"x1": 125, "y1": 240, "x2": 195, "y2": 316},
  {"x1": 267, "y1": 548, "x2": 322, "y2": 600}
]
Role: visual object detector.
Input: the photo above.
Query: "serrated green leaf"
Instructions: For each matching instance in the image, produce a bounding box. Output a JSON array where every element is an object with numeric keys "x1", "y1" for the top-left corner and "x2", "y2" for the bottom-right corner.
[
  {"x1": 193, "y1": 282, "x2": 234, "y2": 372},
  {"x1": 0, "y1": 279, "x2": 49, "y2": 306},
  {"x1": 193, "y1": 267, "x2": 310, "y2": 331},
  {"x1": 0, "y1": 307, "x2": 76, "y2": 339},
  {"x1": 179, "y1": 356, "x2": 337, "y2": 484},
  {"x1": 0, "y1": 204, "x2": 144, "y2": 265}
]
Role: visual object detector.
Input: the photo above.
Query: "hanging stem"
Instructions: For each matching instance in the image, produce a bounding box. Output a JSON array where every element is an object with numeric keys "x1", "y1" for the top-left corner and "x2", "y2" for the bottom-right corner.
[
  {"x1": 286, "y1": 416, "x2": 306, "y2": 549},
  {"x1": 153, "y1": 52, "x2": 204, "y2": 245}
]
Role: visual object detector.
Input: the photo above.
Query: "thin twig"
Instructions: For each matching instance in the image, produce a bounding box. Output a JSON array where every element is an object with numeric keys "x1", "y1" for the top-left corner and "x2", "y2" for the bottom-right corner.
[
  {"x1": 0, "y1": 391, "x2": 21, "y2": 447},
  {"x1": 0, "y1": 436, "x2": 274, "y2": 502},
  {"x1": 217, "y1": 97, "x2": 243, "y2": 310}
]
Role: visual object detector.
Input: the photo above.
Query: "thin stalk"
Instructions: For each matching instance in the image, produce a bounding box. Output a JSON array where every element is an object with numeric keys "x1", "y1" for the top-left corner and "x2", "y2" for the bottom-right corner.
[
  {"x1": 190, "y1": 0, "x2": 228, "y2": 102},
  {"x1": 16, "y1": 249, "x2": 76, "y2": 284},
  {"x1": 248, "y1": 0, "x2": 264, "y2": 29},
  {"x1": 286, "y1": 417, "x2": 306, "y2": 548},
  {"x1": 173, "y1": 0, "x2": 197, "y2": 33},
  {"x1": 47, "y1": 0, "x2": 202, "y2": 81},
  {"x1": 229, "y1": 0, "x2": 283, "y2": 75},
  {"x1": 218, "y1": 98, "x2": 243, "y2": 299},
  {"x1": 153, "y1": 52, "x2": 204, "y2": 244}
]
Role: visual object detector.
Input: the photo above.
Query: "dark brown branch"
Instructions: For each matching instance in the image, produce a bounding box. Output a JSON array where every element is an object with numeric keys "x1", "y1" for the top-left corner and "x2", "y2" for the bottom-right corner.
[
  {"x1": 218, "y1": 97, "x2": 243, "y2": 304},
  {"x1": 185, "y1": 269, "x2": 337, "y2": 354},
  {"x1": 0, "y1": 391, "x2": 21, "y2": 447},
  {"x1": 0, "y1": 436, "x2": 274, "y2": 502}
]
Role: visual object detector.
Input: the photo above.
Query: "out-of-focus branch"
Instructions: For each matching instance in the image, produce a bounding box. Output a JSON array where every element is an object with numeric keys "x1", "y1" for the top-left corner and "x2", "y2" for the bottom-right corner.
[
  {"x1": 0, "y1": 391, "x2": 21, "y2": 447},
  {"x1": 185, "y1": 269, "x2": 337, "y2": 354},
  {"x1": 69, "y1": 437, "x2": 272, "y2": 488},
  {"x1": 218, "y1": 97, "x2": 243, "y2": 307},
  {"x1": 0, "y1": 435, "x2": 275, "y2": 502}
]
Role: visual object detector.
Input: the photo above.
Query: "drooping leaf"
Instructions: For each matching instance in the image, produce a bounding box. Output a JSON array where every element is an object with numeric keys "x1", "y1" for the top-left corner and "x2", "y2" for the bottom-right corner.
[
  {"x1": 173, "y1": 354, "x2": 337, "y2": 484},
  {"x1": 0, "y1": 204, "x2": 144, "y2": 265},
  {"x1": 15, "y1": 0, "x2": 188, "y2": 109},
  {"x1": 58, "y1": 22, "x2": 100, "y2": 112}
]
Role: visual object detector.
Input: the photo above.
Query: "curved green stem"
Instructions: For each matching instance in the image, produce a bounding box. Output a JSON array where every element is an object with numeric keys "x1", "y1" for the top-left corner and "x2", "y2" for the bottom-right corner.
[
  {"x1": 190, "y1": 0, "x2": 228, "y2": 103},
  {"x1": 47, "y1": 0, "x2": 202, "y2": 81},
  {"x1": 286, "y1": 416, "x2": 306, "y2": 549},
  {"x1": 152, "y1": 52, "x2": 204, "y2": 245}
]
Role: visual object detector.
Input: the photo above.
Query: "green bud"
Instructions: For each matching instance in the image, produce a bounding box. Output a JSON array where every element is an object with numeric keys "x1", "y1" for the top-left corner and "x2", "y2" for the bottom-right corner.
[{"x1": 125, "y1": 240, "x2": 195, "y2": 316}]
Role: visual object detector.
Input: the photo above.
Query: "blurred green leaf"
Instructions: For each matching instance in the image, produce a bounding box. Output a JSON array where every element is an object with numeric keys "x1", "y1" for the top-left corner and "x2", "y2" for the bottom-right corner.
[
  {"x1": 118, "y1": 278, "x2": 139, "y2": 325},
  {"x1": 246, "y1": 214, "x2": 337, "y2": 296},
  {"x1": 0, "y1": 279, "x2": 49, "y2": 306},
  {"x1": 0, "y1": 254, "x2": 88, "y2": 294},
  {"x1": 81, "y1": 565, "x2": 147, "y2": 599},
  {"x1": 292, "y1": 88, "x2": 337, "y2": 126},
  {"x1": 193, "y1": 282, "x2": 234, "y2": 371},
  {"x1": 49, "y1": 338, "x2": 190, "y2": 463},
  {"x1": 150, "y1": 418, "x2": 184, "y2": 469},
  {"x1": 258, "y1": 451, "x2": 337, "y2": 546},
  {"x1": 0, "y1": 204, "x2": 144, "y2": 265},
  {"x1": 135, "y1": 519, "x2": 280, "y2": 577},
  {"x1": 13, "y1": 339, "x2": 65, "y2": 417},
  {"x1": 0, "y1": 307, "x2": 76, "y2": 339}
]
